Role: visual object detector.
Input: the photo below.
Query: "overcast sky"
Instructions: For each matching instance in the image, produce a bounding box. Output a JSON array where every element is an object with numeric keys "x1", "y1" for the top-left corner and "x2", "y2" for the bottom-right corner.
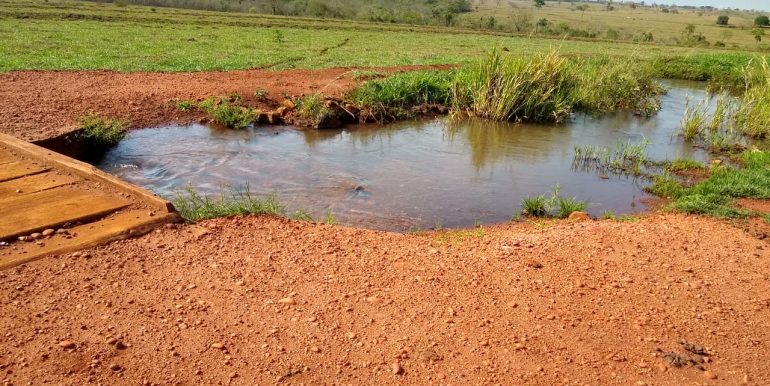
[{"x1": 651, "y1": 0, "x2": 770, "y2": 11}]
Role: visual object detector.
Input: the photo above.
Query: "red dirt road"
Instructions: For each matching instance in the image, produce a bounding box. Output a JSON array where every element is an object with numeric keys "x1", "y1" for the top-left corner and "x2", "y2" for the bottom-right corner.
[
  {"x1": 0, "y1": 66, "x2": 449, "y2": 142},
  {"x1": 2, "y1": 214, "x2": 769, "y2": 385}
]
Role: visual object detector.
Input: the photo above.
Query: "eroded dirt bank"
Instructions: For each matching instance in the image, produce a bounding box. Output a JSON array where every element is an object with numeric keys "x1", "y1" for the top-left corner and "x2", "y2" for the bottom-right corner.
[
  {"x1": 2, "y1": 214, "x2": 769, "y2": 385},
  {"x1": 0, "y1": 65, "x2": 449, "y2": 142}
]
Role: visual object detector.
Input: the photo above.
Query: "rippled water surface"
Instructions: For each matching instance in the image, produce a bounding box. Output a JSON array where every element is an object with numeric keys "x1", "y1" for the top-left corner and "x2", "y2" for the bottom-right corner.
[{"x1": 98, "y1": 81, "x2": 713, "y2": 231}]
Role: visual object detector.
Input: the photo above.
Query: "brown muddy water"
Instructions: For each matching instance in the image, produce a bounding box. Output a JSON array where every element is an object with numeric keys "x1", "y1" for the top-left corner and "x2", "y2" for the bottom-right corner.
[{"x1": 98, "y1": 81, "x2": 717, "y2": 231}]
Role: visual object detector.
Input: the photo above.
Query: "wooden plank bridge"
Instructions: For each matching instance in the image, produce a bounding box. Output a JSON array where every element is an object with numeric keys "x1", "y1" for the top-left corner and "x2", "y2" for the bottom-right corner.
[{"x1": 0, "y1": 132, "x2": 178, "y2": 269}]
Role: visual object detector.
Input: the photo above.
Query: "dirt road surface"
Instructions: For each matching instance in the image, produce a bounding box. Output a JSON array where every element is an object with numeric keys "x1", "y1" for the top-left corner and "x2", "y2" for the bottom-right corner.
[{"x1": 2, "y1": 214, "x2": 768, "y2": 385}]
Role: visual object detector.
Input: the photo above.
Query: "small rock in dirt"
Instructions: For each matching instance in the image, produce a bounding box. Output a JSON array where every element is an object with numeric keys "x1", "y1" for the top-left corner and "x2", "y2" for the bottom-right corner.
[
  {"x1": 392, "y1": 362, "x2": 404, "y2": 375},
  {"x1": 42, "y1": 229, "x2": 55, "y2": 237},
  {"x1": 114, "y1": 341, "x2": 127, "y2": 350},
  {"x1": 58, "y1": 340, "x2": 76, "y2": 350},
  {"x1": 346, "y1": 332, "x2": 357, "y2": 339},
  {"x1": 211, "y1": 342, "x2": 225, "y2": 350},
  {"x1": 309, "y1": 346, "x2": 321, "y2": 353},
  {"x1": 278, "y1": 297, "x2": 296, "y2": 305},
  {"x1": 568, "y1": 211, "x2": 591, "y2": 221},
  {"x1": 30, "y1": 232, "x2": 42, "y2": 240},
  {"x1": 109, "y1": 363, "x2": 122, "y2": 372},
  {"x1": 703, "y1": 370, "x2": 717, "y2": 380}
]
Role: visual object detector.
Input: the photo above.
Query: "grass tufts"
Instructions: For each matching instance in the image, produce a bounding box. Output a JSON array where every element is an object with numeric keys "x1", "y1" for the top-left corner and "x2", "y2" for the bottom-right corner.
[
  {"x1": 348, "y1": 70, "x2": 452, "y2": 121},
  {"x1": 78, "y1": 113, "x2": 126, "y2": 148},
  {"x1": 521, "y1": 185, "x2": 588, "y2": 219},
  {"x1": 172, "y1": 187, "x2": 285, "y2": 222}
]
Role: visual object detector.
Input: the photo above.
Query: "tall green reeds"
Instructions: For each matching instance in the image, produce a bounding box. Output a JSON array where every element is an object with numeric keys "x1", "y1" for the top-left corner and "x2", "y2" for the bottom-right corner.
[
  {"x1": 733, "y1": 57, "x2": 770, "y2": 138},
  {"x1": 450, "y1": 50, "x2": 576, "y2": 123}
]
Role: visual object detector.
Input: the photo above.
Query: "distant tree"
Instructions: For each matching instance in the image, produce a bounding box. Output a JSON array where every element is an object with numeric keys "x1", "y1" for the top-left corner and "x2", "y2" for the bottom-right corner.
[
  {"x1": 753, "y1": 28, "x2": 765, "y2": 43},
  {"x1": 575, "y1": 4, "x2": 588, "y2": 17},
  {"x1": 511, "y1": 9, "x2": 533, "y2": 32},
  {"x1": 533, "y1": 0, "x2": 545, "y2": 8},
  {"x1": 755, "y1": 15, "x2": 770, "y2": 26},
  {"x1": 716, "y1": 15, "x2": 729, "y2": 25},
  {"x1": 684, "y1": 24, "x2": 696, "y2": 36}
]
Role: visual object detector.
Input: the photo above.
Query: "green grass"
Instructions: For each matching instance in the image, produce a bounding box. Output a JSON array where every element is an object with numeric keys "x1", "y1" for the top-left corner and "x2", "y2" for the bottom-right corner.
[
  {"x1": 77, "y1": 113, "x2": 126, "y2": 147},
  {"x1": 571, "y1": 55, "x2": 662, "y2": 115},
  {"x1": 451, "y1": 50, "x2": 575, "y2": 123},
  {"x1": 172, "y1": 187, "x2": 285, "y2": 222},
  {"x1": 648, "y1": 150, "x2": 770, "y2": 218},
  {"x1": 348, "y1": 70, "x2": 452, "y2": 121},
  {"x1": 520, "y1": 185, "x2": 588, "y2": 219},
  {"x1": 733, "y1": 57, "x2": 770, "y2": 138},
  {"x1": 0, "y1": 0, "x2": 755, "y2": 73},
  {"x1": 573, "y1": 139, "x2": 649, "y2": 176},
  {"x1": 198, "y1": 97, "x2": 257, "y2": 129},
  {"x1": 295, "y1": 93, "x2": 330, "y2": 125},
  {"x1": 680, "y1": 97, "x2": 707, "y2": 141},
  {"x1": 651, "y1": 52, "x2": 761, "y2": 90},
  {"x1": 668, "y1": 158, "x2": 704, "y2": 171}
]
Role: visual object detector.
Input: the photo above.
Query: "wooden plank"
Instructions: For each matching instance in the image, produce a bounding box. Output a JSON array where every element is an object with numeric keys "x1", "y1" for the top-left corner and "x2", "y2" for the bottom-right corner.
[
  {"x1": 0, "y1": 171, "x2": 79, "y2": 199},
  {"x1": 0, "y1": 161, "x2": 48, "y2": 182},
  {"x1": 0, "y1": 133, "x2": 175, "y2": 213},
  {"x1": 0, "y1": 210, "x2": 179, "y2": 270},
  {"x1": 0, "y1": 187, "x2": 130, "y2": 240}
]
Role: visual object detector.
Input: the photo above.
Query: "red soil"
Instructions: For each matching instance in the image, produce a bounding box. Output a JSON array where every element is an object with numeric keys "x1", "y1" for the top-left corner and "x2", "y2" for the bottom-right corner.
[
  {"x1": 1, "y1": 214, "x2": 769, "y2": 385},
  {"x1": 0, "y1": 65, "x2": 450, "y2": 142}
]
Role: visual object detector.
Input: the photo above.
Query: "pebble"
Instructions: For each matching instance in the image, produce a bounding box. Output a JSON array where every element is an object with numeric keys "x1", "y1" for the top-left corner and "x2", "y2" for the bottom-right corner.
[
  {"x1": 109, "y1": 363, "x2": 122, "y2": 372},
  {"x1": 211, "y1": 342, "x2": 225, "y2": 350},
  {"x1": 704, "y1": 370, "x2": 716, "y2": 380},
  {"x1": 392, "y1": 362, "x2": 404, "y2": 375},
  {"x1": 58, "y1": 340, "x2": 76, "y2": 349},
  {"x1": 346, "y1": 332, "x2": 357, "y2": 339},
  {"x1": 278, "y1": 297, "x2": 296, "y2": 305},
  {"x1": 114, "y1": 340, "x2": 127, "y2": 350},
  {"x1": 42, "y1": 229, "x2": 55, "y2": 237},
  {"x1": 309, "y1": 346, "x2": 321, "y2": 353},
  {"x1": 30, "y1": 233, "x2": 42, "y2": 240}
]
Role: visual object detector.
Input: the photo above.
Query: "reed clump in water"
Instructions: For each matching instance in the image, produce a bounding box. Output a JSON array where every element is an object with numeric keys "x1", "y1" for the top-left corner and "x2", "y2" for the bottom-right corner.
[
  {"x1": 734, "y1": 57, "x2": 770, "y2": 139},
  {"x1": 347, "y1": 70, "x2": 452, "y2": 121},
  {"x1": 520, "y1": 185, "x2": 589, "y2": 219},
  {"x1": 572, "y1": 138, "x2": 650, "y2": 176}
]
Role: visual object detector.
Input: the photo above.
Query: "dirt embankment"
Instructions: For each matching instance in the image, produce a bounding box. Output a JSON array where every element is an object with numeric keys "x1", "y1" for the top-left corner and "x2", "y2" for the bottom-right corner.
[
  {"x1": 0, "y1": 65, "x2": 450, "y2": 143},
  {"x1": 2, "y1": 214, "x2": 769, "y2": 385}
]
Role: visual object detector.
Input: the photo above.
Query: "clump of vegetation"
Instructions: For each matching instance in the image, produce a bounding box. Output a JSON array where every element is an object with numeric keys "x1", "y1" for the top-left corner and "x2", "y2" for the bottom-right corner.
[
  {"x1": 573, "y1": 139, "x2": 649, "y2": 176},
  {"x1": 667, "y1": 158, "x2": 704, "y2": 172},
  {"x1": 176, "y1": 100, "x2": 196, "y2": 112},
  {"x1": 680, "y1": 97, "x2": 707, "y2": 141},
  {"x1": 733, "y1": 57, "x2": 770, "y2": 138},
  {"x1": 199, "y1": 97, "x2": 257, "y2": 129},
  {"x1": 296, "y1": 93, "x2": 331, "y2": 125},
  {"x1": 348, "y1": 70, "x2": 452, "y2": 121},
  {"x1": 571, "y1": 56, "x2": 662, "y2": 116},
  {"x1": 172, "y1": 187, "x2": 285, "y2": 222},
  {"x1": 349, "y1": 70, "x2": 385, "y2": 80},
  {"x1": 648, "y1": 150, "x2": 770, "y2": 218},
  {"x1": 451, "y1": 50, "x2": 575, "y2": 123},
  {"x1": 78, "y1": 113, "x2": 127, "y2": 148},
  {"x1": 520, "y1": 185, "x2": 589, "y2": 218}
]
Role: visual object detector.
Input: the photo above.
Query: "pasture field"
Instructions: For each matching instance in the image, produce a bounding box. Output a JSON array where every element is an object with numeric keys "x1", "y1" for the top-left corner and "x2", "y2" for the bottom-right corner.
[{"x1": 0, "y1": 0, "x2": 756, "y2": 72}]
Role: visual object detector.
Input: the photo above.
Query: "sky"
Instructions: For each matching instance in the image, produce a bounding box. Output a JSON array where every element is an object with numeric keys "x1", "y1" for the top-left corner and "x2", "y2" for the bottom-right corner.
[{"x1": 652, "y1": 0, "x2": 770, "y2": 11}]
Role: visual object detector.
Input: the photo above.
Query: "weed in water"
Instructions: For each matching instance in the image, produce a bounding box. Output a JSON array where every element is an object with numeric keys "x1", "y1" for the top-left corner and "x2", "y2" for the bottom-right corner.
[
  {"x1": 680, "y1": 97, "x2": 706, "y2": 141},
  {"x1": 451, "y1": 50, "x2": 575, "y2": 123},
  {"x1": 199, "y1": 98, "x2": 257, "y2": 129},
  {"x1": 289, "y1": 208, "x2": 314, "y2": 221},
  {"x1": 324, "y1": 211, "x2": 336, "y2": 225},
  {"x1": 573, "y1": 139, "x2": 649, "y2": 176},
  {"x1": 172, "y1": 186, "x2": 285, "y2": 222},
  {"x1": 348, "y1": 70, "x2": 452, "y2": 122},
  {"x1": 734, "y1": 57, "x2": 770, "y2": 138},
  {"x1": 521, "y1": 185, "x2": 589, "y2": 218},
  {"x1": 78, "y1": 113, "x2": 126, "y2": 148},
  {"x1": 521, "y1": 195, "x2": 549, "y2": 217}
]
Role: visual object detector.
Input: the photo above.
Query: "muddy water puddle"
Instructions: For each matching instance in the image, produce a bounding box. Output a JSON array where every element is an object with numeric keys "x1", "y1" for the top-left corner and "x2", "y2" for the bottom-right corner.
[{"x1": 98, "y1": 81, "x2": 714, "y2": 231}]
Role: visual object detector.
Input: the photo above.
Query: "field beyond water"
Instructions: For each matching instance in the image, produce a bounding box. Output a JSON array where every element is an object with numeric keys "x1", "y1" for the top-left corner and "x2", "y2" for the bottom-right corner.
[{"x1": 0, "y1": 0, "x2": 752, "y2": 72}]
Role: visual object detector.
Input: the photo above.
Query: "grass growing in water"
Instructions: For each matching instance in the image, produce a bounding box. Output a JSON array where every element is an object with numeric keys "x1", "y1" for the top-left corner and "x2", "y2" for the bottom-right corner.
[
  {"x1": 680, "y1": 97, "x2": 707, "y2": 141},
  {"x1": 668, "y1": 158, "x2": 704, "y2": 172},
  {"x1": 733, "y1": 57, "x2": 770, "y2": 139},
  {"x1": 78, "y1": 113, "x2": 126, "y2": 148},
  {"x1": 520, "y1": 186, "x2": 588, "y2": 219},
  {"x1": 451, "y1": 50, "x2": 575, "y2": 123},
  {"x1": 172, "y1": 187, "x2": 285, "y2": 222},
  {"x1": 296, "y1": 94, "x2": 331, "y2": 125},
  {"x1": 573, "y1": 139, "x2": 649, "y2": 176}
]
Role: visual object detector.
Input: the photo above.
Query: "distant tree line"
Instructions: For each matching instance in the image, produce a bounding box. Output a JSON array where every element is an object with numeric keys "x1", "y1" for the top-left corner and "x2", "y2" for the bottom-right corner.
[{"x1": 95, "y1": 0, "x2": 473, "y2": 26}]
